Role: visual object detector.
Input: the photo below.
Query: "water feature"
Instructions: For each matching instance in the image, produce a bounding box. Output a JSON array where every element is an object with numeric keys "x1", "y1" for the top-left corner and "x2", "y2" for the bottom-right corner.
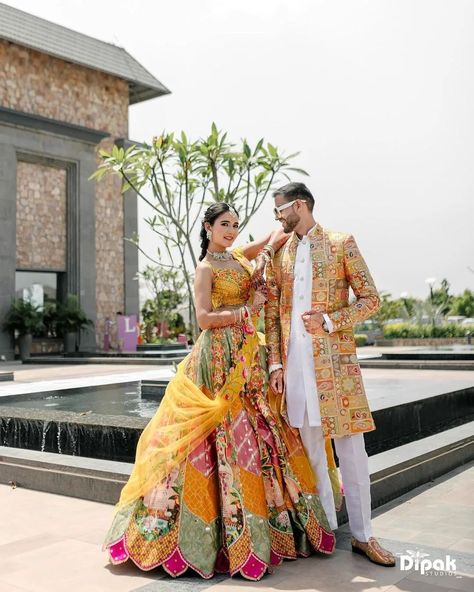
[
  {"x1": 0, "y1": 381, "x2": 167, "y2": 462},
  {"x1": 383, "y1": 345, "x2": 474, "y2": 360},
  {"x1": 0, "y1": 381, "x2": 164, "y2": 418},
  {"x1": 0, "y1": 370, "x2": 472, "y2": 463}
]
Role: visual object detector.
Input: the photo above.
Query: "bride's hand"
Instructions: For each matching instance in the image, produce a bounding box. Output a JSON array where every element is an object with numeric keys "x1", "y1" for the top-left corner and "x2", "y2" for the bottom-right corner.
[
  {"x1": 250, "y1": 256, "x2": 266, "y2": 289},
  {"x1": 272, "y1": 226, "x2": 291, "y2": 251},
  {"x1": 249, "y1": 283, "x2": 268, "y2": 315}
]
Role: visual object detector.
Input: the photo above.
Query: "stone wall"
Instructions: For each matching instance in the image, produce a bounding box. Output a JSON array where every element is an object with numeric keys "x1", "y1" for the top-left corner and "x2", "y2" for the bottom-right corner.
[
  {"x1": 1, "y1": 39, "x2": 130, "y2": 348},
  {"x1": 16, "y1": 161, "x2": 67, "y2": 270},
  {"x1": 94, "y1": 145, "x2": 125, "y2": 349},
  {"x1": 0, "y1": 39, "x2": 128, "y2": 137}
]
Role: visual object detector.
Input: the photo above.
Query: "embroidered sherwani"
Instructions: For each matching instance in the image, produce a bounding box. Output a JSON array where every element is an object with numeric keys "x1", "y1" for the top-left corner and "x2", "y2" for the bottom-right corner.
[{"x1": 265, "y1": 223, "x2": 380, "y2": 439}]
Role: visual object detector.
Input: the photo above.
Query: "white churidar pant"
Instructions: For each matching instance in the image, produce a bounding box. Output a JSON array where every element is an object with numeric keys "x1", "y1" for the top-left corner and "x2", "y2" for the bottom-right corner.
[{"x1": 284, "y1": 229, "x2": 373, "y2": 543}]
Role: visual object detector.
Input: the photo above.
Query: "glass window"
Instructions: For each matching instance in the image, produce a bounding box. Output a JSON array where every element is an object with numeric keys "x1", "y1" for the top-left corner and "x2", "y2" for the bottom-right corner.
[{"x1": 15, "y1": 271, "x2": 58, "y2": 309}]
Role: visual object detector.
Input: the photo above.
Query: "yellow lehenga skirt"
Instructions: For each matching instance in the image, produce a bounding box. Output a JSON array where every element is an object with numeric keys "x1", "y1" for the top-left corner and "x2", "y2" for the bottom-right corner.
[{"x1": 103, "y1": 250, "x2": 341, "y2": 581}]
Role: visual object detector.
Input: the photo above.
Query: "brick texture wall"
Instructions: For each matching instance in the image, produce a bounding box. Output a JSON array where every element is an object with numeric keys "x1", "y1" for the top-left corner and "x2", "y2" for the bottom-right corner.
[
  {"x1": 1, "y1": 39, "x2": 130, "y2": 348},
  {"x1": 16, "y1": 161, "x2": 67, "y2": 270}
]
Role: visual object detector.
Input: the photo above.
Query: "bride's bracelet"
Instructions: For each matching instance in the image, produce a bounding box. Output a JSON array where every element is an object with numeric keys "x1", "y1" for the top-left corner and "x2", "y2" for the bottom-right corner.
[
  {"x1": 263, "y1": 243, "x2": 275, "y2": 258},
  {"x1": 232, "y1": 308, "x2": 244, "y2": 324},
  {"x1": 257, "y1": 244, "x2": 275, "y2": 264}
]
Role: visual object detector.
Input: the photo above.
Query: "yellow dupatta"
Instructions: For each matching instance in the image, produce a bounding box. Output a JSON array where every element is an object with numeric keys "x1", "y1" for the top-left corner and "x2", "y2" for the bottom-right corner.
[{"x1": 115, "y1": 328, "x2": 259, "y2": 510}]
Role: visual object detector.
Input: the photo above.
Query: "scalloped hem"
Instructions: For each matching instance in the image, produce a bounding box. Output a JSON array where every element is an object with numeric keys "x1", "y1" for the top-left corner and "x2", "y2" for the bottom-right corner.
[
  {"x1": 107, "y1": 533, "x2": 333, "y2": 581},
  {"x1": 108, "y1": 538, "x2": 286, "y2": 581}
]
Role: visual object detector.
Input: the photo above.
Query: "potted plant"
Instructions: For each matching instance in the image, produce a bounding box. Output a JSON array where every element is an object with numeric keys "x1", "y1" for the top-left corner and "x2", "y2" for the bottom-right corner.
[
  {"x1": 56, "y1": 294, "x2": 94, "y2": 354},
  {"x1": 2, "y1": 298, "x2": 44, "y2": 360}
]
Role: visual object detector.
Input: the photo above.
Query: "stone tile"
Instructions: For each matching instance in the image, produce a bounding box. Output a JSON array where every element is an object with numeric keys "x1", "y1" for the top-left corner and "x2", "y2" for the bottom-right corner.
[
  {"x1": 384, "y1": 579, "x2": 454, "y2": 592},
  {"x1": 447, "y1": 539, "x2": 474, "y2": 554},
  {"x1": 0, "y1": 533, "x2": 63, "y2": 559},
  {"x1": 403, "y1": 531, "x2": 471, "y2": 549},
  {"x1": 404, "y1": 571, "x2": 474, "y2": 592},
  {"x1": 131, "y1": 574, "x2": 226, "y2": 592},
  {"x1": 0, "y1": 582, "x2": 31, "y2": 592},
  {"x1": 203, "y1": 550, "x2": 405, "y2": 592},
  {"x1": 0, "y1": 538, "x2": 157, "y2": 592}
]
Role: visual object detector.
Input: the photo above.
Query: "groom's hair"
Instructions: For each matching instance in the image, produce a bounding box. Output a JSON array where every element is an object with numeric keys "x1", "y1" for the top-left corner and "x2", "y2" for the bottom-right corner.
[{"x1": 272, "y1": 182, "x2": 315, "y2": 211}]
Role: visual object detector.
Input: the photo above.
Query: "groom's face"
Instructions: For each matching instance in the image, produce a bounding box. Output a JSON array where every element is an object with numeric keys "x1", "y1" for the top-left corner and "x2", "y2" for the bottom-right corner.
[{"x1": 274, "y1": 196, "x2": 300, "y2": 233}]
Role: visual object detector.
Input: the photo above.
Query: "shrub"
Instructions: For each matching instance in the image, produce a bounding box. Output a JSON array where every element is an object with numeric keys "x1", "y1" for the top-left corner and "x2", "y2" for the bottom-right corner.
[
  {"x1": 2, "y1": 298, "x2": 44, "y2": 336},
  {"x1": 383, "y1": 323, "x2": 470, "y2": 339},
  {"x1": 355, "y1": 334, "x2": 368, "y2": 347}
]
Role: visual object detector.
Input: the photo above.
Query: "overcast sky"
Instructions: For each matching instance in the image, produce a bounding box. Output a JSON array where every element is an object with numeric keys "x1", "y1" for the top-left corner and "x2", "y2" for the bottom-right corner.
[{"x1": 6, "y1": 0, "x2": 474, "y2": 299}]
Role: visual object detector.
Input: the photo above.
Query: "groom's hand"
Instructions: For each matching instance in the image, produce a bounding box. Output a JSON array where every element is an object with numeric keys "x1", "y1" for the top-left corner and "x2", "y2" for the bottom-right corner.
[
  {"x1": 270, "y1": 368, "x2": 284, "y2": 393},
  {"x1": 302, "y1": 310, "x2": 327, "y2": 336}
]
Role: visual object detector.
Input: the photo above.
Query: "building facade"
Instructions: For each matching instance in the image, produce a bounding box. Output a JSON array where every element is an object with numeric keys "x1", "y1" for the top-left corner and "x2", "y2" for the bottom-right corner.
[{"x1": 0, "y1": 3, "x2": 169, "y2": 359}]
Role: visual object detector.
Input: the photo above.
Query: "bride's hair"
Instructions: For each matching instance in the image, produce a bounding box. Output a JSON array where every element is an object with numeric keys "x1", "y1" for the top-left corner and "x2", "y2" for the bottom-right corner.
[{"x1": 199, "y1": 203, "x2": 239, "y2": 261}]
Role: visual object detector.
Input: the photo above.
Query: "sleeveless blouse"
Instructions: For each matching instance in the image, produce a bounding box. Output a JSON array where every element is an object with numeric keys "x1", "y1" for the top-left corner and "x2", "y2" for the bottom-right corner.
[{"x1": 203, "y1": 247, "x2": 253, "y2": 310}]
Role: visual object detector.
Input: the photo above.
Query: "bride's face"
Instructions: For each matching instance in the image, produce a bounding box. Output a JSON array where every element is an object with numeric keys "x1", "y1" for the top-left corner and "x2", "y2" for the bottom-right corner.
[{"x1": 208, "y1": 211, "x2": 240, "y2": 249}]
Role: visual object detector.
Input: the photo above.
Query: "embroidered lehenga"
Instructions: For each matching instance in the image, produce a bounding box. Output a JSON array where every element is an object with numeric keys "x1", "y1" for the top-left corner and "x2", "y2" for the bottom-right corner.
[{"x1": 103, "y1": 248, "x2": 341, "y2": 581}]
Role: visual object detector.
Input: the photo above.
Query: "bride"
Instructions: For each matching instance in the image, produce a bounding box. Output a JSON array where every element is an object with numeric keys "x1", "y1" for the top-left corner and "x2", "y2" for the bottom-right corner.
[{"x1": 103, "y1": 202, "x2": 341, "y2": 581}]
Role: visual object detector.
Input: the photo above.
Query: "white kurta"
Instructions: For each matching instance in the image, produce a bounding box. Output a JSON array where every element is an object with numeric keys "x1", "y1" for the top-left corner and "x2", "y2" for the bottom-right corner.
[{"x1": 285, "y1": 234, "x2": 321, "y2": 428}]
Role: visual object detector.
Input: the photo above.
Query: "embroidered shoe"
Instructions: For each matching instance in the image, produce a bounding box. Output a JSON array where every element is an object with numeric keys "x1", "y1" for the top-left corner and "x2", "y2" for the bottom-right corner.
[{"x1": 351, "y1": 537, "x2": 396, "y2": 567}]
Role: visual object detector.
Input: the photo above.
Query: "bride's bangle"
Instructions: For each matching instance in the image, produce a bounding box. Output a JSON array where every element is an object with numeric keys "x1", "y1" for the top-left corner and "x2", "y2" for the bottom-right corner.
[{"x1": 263, "y1": 243, "x2": 275, "y2": 258}]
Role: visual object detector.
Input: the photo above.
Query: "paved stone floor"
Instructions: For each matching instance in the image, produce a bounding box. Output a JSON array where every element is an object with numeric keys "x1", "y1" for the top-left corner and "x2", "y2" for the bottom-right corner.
[{"x1": 0, "y1": 463, "x2": 472, "y2": 592}]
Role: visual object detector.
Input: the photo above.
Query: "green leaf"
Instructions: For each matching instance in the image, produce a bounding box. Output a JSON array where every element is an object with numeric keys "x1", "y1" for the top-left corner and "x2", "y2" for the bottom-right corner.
[
  {"x1": 121, "y1": 181, "x2": 132, "y2": 193},
  {"x1": 253, "y1": 138, "x2": 264, "y2": 155},
  {"x1": 267, "y1": 143, "x2": 277, "y2": 157},
  {"x1": 286, "y1": 167, "x2": 309, "y2": 176}
]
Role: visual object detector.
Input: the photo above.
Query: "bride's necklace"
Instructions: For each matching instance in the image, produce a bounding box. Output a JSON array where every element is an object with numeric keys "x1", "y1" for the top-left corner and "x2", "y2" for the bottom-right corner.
[{"x1": 207, "y1": 249, "x2": 232, "y2": 262}]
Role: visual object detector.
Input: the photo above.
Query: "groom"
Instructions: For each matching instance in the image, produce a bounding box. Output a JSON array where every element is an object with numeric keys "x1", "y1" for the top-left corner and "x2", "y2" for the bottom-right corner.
[{"x1": 265, "y1": 182, "x2": 395, "y2": 566}]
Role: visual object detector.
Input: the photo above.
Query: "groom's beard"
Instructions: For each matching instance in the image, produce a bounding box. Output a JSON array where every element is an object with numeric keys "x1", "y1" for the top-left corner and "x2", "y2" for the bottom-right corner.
[{"x1": 281, "y1": 213, "x2": 300, "y2": 233}]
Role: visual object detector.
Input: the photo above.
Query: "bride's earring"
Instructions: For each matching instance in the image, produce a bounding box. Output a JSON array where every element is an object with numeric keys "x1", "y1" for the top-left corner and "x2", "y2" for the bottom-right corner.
[{"x1": 206, "y1": 229, "x2": 212, "y2": 240}]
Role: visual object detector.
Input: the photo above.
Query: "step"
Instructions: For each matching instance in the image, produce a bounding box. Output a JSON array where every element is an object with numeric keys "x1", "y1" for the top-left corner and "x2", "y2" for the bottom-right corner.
[
  {"x1": 22, "y1": 356, "x2": 183, "y2": 366},
  {"x1": 141, "y1": 380, "x2": 168, "y2": 397},
  {"x1": 360, "y1": 359, "x2": 474, "y2": 371},
  {"x1": 1, "y1": 423, "x2": 472, "y2": 512},
  {"x1": 365, "y1": 384, "x2": 474, "y2": 455},
  {"x1": 0, "y1": 372, "x2": 14, "y2": 382},
  {"x1": 383, "y1": 350, "x2": 474, "y2": 361},
  {"x1": 0, "y1": 446, "x2": 132, "y2": 504}
]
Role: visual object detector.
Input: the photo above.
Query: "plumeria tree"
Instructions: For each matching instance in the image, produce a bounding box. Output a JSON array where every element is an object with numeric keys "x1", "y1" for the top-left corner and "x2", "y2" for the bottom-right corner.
[
  {"x1": 92, "y1": 124, "x2": 307, "y2": 336},
  {"x1": 139, "y1": 266, "x2": 185, "y2": 340}
]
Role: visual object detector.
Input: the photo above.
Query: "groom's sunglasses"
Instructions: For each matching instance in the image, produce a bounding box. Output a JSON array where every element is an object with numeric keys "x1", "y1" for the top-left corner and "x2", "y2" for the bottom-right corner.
[{"x1": 273, "y1": 199, "x2": 299, "y2": 219}]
